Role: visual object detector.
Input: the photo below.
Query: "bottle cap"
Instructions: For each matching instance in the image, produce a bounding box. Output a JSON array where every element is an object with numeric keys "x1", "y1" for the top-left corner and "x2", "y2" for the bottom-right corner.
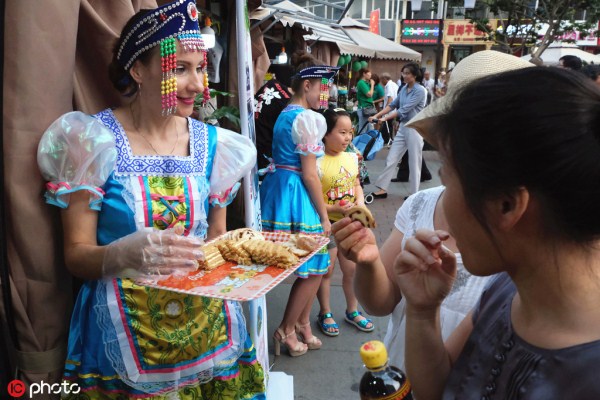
[{"x1": 360, "y1": 340, "x2": 388, "y2": 369}]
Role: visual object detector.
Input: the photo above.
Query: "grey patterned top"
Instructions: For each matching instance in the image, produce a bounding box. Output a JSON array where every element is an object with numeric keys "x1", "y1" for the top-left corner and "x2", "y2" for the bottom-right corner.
[{"x1": 444, "y1": 273, "x2": 600, "y2": 399}]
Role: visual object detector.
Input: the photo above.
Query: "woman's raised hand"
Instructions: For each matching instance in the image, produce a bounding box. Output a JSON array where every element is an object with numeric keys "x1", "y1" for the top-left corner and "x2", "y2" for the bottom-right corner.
[
  {"x1": 394, "y1": 229, "x2": 457, "y2": 313},
  {"x1": 332, "y1": 218, "x2": 380, "y2": 265},
  {"x1": 102, "y1": 227, "x2": 204, "y2": 279}
]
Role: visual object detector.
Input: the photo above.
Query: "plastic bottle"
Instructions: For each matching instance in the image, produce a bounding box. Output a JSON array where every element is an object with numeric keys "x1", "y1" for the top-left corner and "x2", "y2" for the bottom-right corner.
[{"x1": 359, "y1": 340, "x2": 413, "y2": 400}]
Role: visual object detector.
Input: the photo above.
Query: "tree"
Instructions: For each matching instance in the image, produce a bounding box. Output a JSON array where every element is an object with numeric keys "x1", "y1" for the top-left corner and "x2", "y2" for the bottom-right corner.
[{"x1": 462, "y1": 0, "x2": 600, "y2": 60}]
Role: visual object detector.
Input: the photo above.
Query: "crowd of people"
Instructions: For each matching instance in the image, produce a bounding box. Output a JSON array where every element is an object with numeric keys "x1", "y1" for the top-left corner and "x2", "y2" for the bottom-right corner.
[{"x1": 33, "y1": 0, "x2": 600, "y2": 397}]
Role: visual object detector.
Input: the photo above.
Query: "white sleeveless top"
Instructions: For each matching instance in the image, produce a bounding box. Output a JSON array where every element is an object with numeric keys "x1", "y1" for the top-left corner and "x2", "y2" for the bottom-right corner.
[{"x1": 384, "y1": 186, "x2": 492, "y2": 370}]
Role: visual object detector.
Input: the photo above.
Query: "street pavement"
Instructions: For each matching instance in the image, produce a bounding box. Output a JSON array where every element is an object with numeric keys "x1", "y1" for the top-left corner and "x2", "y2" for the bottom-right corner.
[{"x1": 264, "y1": 148, "x2": 442, "y2": 399}]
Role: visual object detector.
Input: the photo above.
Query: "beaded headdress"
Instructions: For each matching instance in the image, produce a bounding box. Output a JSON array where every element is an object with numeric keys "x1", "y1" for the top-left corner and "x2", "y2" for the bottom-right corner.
[
  {"x1": 295, "y1": 66, "x2": 341, "y2": 109},
  {"x1": 116, "y1": 0, "x2": 210, "y2": 115}
]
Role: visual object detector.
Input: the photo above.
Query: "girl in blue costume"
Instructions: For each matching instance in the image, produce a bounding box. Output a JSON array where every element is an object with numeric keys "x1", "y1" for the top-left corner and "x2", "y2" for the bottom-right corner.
[
  {"x1": 260, "y1": 52, "x2": 339, "y2": 357},
  {"x1": 37, "y1": 1, "x2": 265, "y2": 398}
]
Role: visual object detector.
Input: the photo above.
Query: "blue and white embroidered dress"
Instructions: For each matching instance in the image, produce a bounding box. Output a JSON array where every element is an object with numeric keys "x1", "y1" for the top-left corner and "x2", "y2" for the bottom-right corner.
[
  {"x1": 259, "y1": 105, "x2": 330, "y2": 277},
  {"x1": 37, "y1": 110, "x2": 265, "y2": 399}
]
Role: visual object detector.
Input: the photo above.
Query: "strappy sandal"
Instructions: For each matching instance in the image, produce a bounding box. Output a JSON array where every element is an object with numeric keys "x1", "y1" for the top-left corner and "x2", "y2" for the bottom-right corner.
[
  {"x1": 295, "y1": 322, "x2": 322, "y2": 350},
  {"x1": 317, "y1": 312, "x2": 340, "y2": 337},
  {"x1": 344, "y1": 310, "x2": 375, "y2": 332},
  {"x1": 273, "y1": 328, "x2": 308, "y2": 357}
]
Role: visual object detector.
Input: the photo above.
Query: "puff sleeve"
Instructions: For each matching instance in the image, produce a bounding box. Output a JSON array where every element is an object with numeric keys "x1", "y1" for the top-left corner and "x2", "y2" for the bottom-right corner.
[
  {"x1": 291, "y1": 110, "x2": 327, "y2": 157},
  {"x1": 37, "y1": 111, "x2": 117, "y2": 210},
  {"x1": 208, "y1": 127, "x2": 256, "y2": 207}
]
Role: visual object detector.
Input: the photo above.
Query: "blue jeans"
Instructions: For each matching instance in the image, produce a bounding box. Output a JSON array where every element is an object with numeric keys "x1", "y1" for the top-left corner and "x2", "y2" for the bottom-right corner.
[{"x1": 357, "y1": 108, "x2": 374, "y2": 135}]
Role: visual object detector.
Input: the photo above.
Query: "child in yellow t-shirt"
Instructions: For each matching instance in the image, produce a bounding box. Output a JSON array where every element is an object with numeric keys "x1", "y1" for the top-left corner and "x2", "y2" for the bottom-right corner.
[{"x1": 316, "y1": 108, "x2": 374, "y2": 336}]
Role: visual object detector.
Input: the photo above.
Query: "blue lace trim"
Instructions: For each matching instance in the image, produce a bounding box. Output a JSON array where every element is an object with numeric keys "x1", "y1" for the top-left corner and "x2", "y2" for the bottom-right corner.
[{"x1": 94, "y1": 109, "x2": 208, "y2": 177}]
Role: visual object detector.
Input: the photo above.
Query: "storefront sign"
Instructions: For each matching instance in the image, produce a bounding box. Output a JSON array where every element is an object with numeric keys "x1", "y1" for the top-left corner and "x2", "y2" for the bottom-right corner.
[
  {"x1": 401, "y1": 19, "x2": 441, "y2": 45},
  {"x1": 443, "y1": 19, "x2": 499, "y2": 44},
  {"x1": 554, "y1": 22, "x2": 599, "y2": 46},
  {"x1": 369, "y1": 9, "x2": 380, "y2": 34}
]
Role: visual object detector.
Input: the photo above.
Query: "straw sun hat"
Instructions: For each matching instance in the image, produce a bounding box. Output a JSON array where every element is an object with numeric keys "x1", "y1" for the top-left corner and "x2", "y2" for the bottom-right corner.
[{"x1": 406, "y1": 50, "x2": 535, "y2": 143}]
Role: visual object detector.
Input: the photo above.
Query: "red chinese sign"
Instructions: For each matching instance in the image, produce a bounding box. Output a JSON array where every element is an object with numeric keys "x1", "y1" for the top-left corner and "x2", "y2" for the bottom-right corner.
[
  {"x1": 443, "y1": 19, "x2": 499, "y2": 44},
  {"x1": 369, "y1": 9, "x2": 380, "y2": 35}
]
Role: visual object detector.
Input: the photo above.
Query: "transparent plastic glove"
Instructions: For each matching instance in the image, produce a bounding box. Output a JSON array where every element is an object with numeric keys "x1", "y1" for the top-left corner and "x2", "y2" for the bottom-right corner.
[{"x1": 102, "y1": 227, "x2": 204, "y2": 279}]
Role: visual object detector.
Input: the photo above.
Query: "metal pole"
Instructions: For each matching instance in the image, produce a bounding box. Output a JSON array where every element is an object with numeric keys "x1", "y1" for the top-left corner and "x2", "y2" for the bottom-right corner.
[
  {"x1": 235, "y1": 0, "x2": 269, "y2": 386},
  {"x1": 337, "y1": 0, "x2": 355, "y2": 23}
]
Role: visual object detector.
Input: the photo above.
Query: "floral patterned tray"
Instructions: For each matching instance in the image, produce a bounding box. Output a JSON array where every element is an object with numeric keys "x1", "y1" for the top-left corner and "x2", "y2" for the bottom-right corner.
[{"x1": 136, "y1": 232, "x2": 329, "y2": 301}]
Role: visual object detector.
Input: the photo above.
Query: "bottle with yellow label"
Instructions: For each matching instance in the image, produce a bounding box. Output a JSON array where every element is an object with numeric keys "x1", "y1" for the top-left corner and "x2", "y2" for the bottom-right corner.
[{"x1": 359, "y1": 340, "x2": 413, "y2": 400}]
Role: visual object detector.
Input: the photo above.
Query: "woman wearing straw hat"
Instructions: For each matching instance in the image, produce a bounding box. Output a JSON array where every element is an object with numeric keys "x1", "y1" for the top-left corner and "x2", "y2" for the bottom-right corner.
[{"x1": 335, "y1": 50, "x2": 600, "y2": 398}]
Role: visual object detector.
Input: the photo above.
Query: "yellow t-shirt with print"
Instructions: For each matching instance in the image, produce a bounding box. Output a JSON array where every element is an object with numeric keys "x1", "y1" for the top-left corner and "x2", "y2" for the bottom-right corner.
[{"x1": 317, "y1": 152, "x2": 359, "y2": 222}]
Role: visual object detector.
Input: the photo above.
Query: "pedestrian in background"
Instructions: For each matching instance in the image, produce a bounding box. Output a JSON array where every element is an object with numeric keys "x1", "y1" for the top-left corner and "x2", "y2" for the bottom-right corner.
[
  {"x1": 379, "y1": 72, "x2": 398, "y2": 144},
  {"x1": 434, "y1": 71, "x2": 447, "y2": 99},
  {"x1": 372, "y1": 73, "x2": 385, "y2": 112},
  {"x1": 356, "y1": 67, "x2": 376, "y2": 134},
  {"x1": 255, "y1": 66, "x2": 293, "y2": 174},
  {"x1": 422, "y1": 70, "x2": 435, "y2": 105},
  {"x1": 559, "y1": 54, "x2": 583, "y2": 71},
  {"x1": 582, "y1": 64, "x2": 600, "y2": 86},
  {"x1": 368, "y1": 63, "x2": 427, "y2": 199},
  {"x1": 329, "y1": 80, "x2": 339, "y2": 108}
]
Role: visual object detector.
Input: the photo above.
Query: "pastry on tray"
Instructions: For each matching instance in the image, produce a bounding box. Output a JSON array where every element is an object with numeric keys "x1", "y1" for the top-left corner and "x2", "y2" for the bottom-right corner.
[
  {"x1": 198, "y1": 244, "x2": 226, "y2": 271},
  {"x1": 197, "y1": 229, "x2": 322, "y2": 271}
]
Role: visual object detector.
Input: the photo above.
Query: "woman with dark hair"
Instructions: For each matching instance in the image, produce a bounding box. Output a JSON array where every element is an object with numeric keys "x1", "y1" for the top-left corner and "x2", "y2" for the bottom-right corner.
[
  {"x1": 36, "y1": 1, "x2": 265, "y2": 398},
  {"x1": 367, "y1": 62, "x2": 426, "y2": 199},
  {"x1": 339, "y1": 51, "x2": 600, "y2": 399},
  {"x1": 356, "y1": 67, "x2": 376, "y2": 134},
  {"x1": 582, "y1": 64, "x2": 600, "y2": 86},
  {"x1": 371, "y1": 73, "x2": 385, "y2": 111},
  {"x1": 260, "y1": 53, "x2": 339, "y2": 357},
  {"x1": 558, "y1": 54, "x2": 583, "y2": 70}
]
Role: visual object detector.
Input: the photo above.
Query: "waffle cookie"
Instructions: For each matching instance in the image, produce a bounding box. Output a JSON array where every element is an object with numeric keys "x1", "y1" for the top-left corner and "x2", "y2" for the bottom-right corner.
[
  {"x1": 242, "y1": 239, "x2": 299, "y2": 269},
  {"x1": 216, "y1": 239, "x2": 253, "y2": 266},
  {"x1": 198, "y1": 244, "x2": 226, "y2": 271}
]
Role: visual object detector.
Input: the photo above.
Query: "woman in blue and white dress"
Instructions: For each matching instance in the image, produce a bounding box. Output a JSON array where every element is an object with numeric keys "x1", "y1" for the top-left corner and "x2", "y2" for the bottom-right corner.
[
  {"x1": 260, "y1": 56, "x2": 339, "y2": 357},
  {"x1": 37, "y1": 1, "x2": 265, "y2": 398}
]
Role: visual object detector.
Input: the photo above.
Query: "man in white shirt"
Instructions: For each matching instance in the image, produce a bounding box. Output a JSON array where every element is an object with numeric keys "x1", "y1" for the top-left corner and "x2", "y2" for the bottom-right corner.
[
  {"x1": 422, "y1": 70, "x2": 435, "y2": 105},
  {"x1": 381, "y1": 72, "x2": 399, "y2": 144}
]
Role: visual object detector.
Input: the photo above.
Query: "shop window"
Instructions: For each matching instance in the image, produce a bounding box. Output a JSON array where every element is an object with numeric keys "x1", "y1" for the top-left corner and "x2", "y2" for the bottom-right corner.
[
  {"x1": 348, "y1": 0, "x2": 363, "y2": 19},
  {"x1": 411, "y1": 1, "x2": 436, "y2": 19}
]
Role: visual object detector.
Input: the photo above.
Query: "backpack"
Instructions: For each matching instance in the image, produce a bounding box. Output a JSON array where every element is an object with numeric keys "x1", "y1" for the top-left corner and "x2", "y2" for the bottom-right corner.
[{"x1": 352, "y1": 128, "x2": 384, "y2": 161}]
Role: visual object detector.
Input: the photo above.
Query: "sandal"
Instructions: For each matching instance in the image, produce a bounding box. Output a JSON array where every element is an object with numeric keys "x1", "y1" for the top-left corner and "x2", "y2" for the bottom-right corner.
[
  {"x1": 295, "y1": 322, "x2": 322, "y2": 350},
  {"x1": 344, "y1": 310, "x2": 374, "y2": 332},
  {"x1": 273, "y1": 328, "x2": 308, "y2": 357},
  {"x1": 317, "y1": 312, "x2": 340, "y2": 337}
]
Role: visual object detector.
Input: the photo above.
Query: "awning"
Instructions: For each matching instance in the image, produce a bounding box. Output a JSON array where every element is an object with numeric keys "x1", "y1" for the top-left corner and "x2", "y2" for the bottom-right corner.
[
  {"x1": 250, "y1": 1, "x2": 421, "y2": 61},
  {"x1": 250, "y1": 1, "x2": 362, "y2": 53},
  {"x1": 521, "y1": 42, "x2": 600, "y2": 65},
  {"x1": 338, "y1": 18, "x2": 422, "y2": 61}
]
